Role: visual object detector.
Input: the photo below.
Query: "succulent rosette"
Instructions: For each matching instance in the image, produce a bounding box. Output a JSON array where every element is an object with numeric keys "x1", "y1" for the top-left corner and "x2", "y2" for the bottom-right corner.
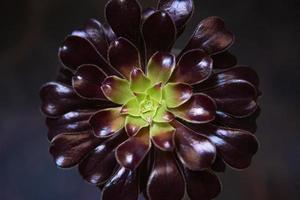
[{"x1": 40, "y1": 0, "x2": 261, "y2": 199}]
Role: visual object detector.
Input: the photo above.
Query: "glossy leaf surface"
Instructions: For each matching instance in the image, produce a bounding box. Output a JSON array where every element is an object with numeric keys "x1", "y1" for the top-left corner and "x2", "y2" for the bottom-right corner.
[
  {"x1": 72, "y1": 64, "x2": 107, "y2": 99},
  {"x1": 172, "y1": 121, "x2": 216, "y2": 170},
  {"x1": 142, "y1": 11, "x2": 176, "y2": 59},
  {"x1": 116, "y1": 128, "x2": 151, "y2": 170},
  {"x1": 89, "y1": 108, "x2": 125, "y2": 138},
  {"x1": 169, "y1": 94, "x2": 216, "y2": 123},
  {"x1": 102, "y1": 167, "x2": 139, "y2": 200},
  {"x1": 147, "y1": 150, "x2": 185, "y2": 200},
  {"x1": 108, "y1": 37, "x2": 141, "y2": 79}
]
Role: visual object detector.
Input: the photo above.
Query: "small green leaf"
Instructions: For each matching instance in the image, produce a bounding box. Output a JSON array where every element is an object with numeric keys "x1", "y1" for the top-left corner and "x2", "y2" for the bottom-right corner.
[
  {"x1": 125, "y1": 115, "x2": 149, "y2": 136},
  {"x1": 140, "y1": 97, "x2": 158, "y2": 123},
  {"x1": 163, "y1": 82, "x2": 193, "y2": 108},
  {"x1": 146, "y1": 82, "x2": 162, "y2": 102},
  {"x1": 130, "y1": 68, "x2": 151, "y2": 93},
  {"x1": 147, "y1": 52, "x2": 176, "y2": 84},
  {"x1": 150, "y1": 122, "x2": 175, "y2": 137},
  {"x1": 153, "y1": 101, "x2": 175, "y2": 123},
  {"x1": 137, "y1": 94, "x2": 163, "y2": 123},
  {"x1": 101, "y1": 76, "x2": 134, "y2": 104},
  {"x1": 134, "y1": 92, "x2": 147, "y2": 102},
  {"x1": 121, "y1": 97, "x2": 140, "y2": 116}
]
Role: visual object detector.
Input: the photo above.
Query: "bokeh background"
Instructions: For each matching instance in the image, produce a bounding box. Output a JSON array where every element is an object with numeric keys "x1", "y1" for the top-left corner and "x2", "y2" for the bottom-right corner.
[{"x1": 0, "y1": 0, "x2": 299, "y2": 199}]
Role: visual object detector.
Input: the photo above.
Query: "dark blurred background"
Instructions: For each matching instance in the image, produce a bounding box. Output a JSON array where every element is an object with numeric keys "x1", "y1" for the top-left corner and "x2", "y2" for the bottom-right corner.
[{"x1": 0, "y1": 0, "x2": 299, "y2": 199}]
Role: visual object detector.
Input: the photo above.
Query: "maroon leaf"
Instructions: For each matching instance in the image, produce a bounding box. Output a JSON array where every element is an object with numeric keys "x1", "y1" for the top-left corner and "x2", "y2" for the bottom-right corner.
[
  {"x1": 150, "y1": 123, "x2": 175, "y2": 151},
  {"x1": 215, "y1": 108, "x2": 260, "y2": 133},
  {"x1": 72, "y1": 18, "x2": 109, "y2": 58},
  {"x1": 103, "y1": 23, "x2": 117, "y2": 43},
  {"x1": 158, "y1": 0, "x2": 194, "y2": 31},
  {"x1": 170, "y1": 49, "x2": 213, "y2": 85},
  {"x1": 185, "y1": 169, "x2": 221, "y2": 200},
  {"x1": 211, "y1": 51, "x2": 237, "y2": 70},
  {"x1": 89, "y1": 108, "x2": 125, "y2": 138},
  {"x1": 196, "y1": 65, "x2": 259, "y2": 91},
  {"x1": 169, "y1": 94, "x2": 216, "y2": 123},
  {"x1": 172, "y1": 120, "x2": 216, "y2": 170},
  {"x1": 142, "y1": 7, "x2": 156, "y2": 22},
  {"x1": 147, "y1": 149, "x2": 185, "y2": 200},
  {"x1": 102, "y1": 167, "x2": 139, "y2": 200},
  {"x1": 108, "y1": 37, "x2": 141, "y2": 79},
  {"x1": 79, "y1": 130, "x2": 127, "y2": 185},
  {"x1": 191, "y1": 123, "x2": 259, "y2": 169},
  {"x1": 142, "y1": 11, "x2": 176, "y2": 59},
  {"x1": 49, "y1": 131, "x2": 102, "y2": 168},
  {"x1": 56, "y1": 67, "x2": 73, "y2": 85},
  {"x1": 40, "y1": 82, "x2": 103, "y2": 117},
  {"x1": 46, "y1": 110, "x2": 95, "y2": 141},
  {"x1": 211, "y1": 155, "x2": 226, "y2": 173},
  {"x1": 105, "y1": 0, "x2": 142, "y2": 44},
  {"x1": 180, "y1": 16, "x2": 234, "y2": 56},
  {"x1": 58, "y1": 35, "x2": 119, "y2": 76},
  {"x1": 202, "y1": 79, "x2": 258, "y2": 117},
  {"x1": 72, "y1": 64, "x2": 107, "y2": 99},
  {"x1": 116, "y1": 128, "x2": 151, "y2": 170}
]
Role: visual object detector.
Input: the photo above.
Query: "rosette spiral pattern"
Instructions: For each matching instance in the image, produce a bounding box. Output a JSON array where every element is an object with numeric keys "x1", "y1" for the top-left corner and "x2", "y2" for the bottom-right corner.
[{"x1": 40, "y1": 0, "x2": 261, "y2": 199}]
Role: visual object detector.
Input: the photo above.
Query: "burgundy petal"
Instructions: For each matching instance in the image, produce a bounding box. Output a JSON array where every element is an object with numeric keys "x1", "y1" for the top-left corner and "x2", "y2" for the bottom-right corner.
[
  {"x1": 196, "y1": 66, "x2": 259, "y2": 91},
  {"x1": 170, "y1": 49, "x2": 213, "y2": 85},
  {"x1": 158, "y1": 0, "x2": 194, "y2": 31},
  {"x1": 72, "y1": 64, "x2": 107, "y2": 99},
  {"x1": 202, "y1": 80, "x2": 258, "y2": 117},
  {"x1": 116, "y1": 128, "x2": 151, "y2": 170},
  {"x1": 151, "y1": 131, "x2": 175, "y2": 151},
  {"x1": 138, "y1": 152, "x2": 153, "y2": 198},
  {"x1": 150, "y1": 123, "x2": 175, "y2": 151},
  {"x1": 142, "y1": 7, "x2": 156, "y2": 22},
  {"x1": 180, "y1": 16, "x2": 234, "y2": 56},
  {"x1": 56, "y1": 67, "x2": 73, "y2": 85},
  {"x1": 46, "y1": 110, "x2": 95, "y2": 141},
  {"x1": 169, "y1": 94, "x2": 216, "y2": 123},
  {"x1": 172, "y1": 120, "x2": 216, "y2": 170},
  {"x1": 89, "y1": 107, "x2": 125, "y2": 138},
  {"x1": 108, "y1": 37, "x2": 141, "y2": 79},
  {"x1": 147, "y1": 149, "x2": 185, "y2": 200},
  {"x1": 49, "y1": 131, "x2": 102, "y2": 168},
  {"x1": 215, "y1": 108, "x2": 260, "y2": 133},
  {"x1": 185, "y1": 169, "x2": 221, "y2": 200},
  {"x1": 58, "y1": 35, "x2": 119, "y2": 76},
  {"x1": 103, "y1": 23, "x2": 117, "y2": 44},
  {"x1": 102, "y1": 167, "x2": 139, "y2": 200},
  {"x1": 192, "y1": 123, "x2": 259, "y2": 169},
  {"x1": 40, "y1": 82, "x2": 103, "y2": 117},
  {"x1": 72, "y1": 18, "x2": 109, "y2": 58},
  {"x1": 79, "y1": 130, "x2": 127, "y2": 185},
  {"x1": 142, "y1": 11, "x2": 176, "y2": 59},
  {"x1": 105, "y1": 0, "x2": 142, "y2": 44},
  {"x1": 211, "y1": 51, "x2": 237, "y2": 70},
  {"x1": 211, "y1": 155, "x2": 226, "y2": 172}
]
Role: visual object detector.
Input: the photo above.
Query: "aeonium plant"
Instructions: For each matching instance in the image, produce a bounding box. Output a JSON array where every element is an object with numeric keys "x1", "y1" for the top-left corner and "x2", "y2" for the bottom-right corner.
[{"x1": 40, "y1": 0, "x2": 261, "y2": 199}]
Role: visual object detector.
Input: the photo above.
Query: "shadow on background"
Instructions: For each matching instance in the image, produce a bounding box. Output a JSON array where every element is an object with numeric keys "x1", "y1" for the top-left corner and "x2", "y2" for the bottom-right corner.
[{"x1": 0, "y1": 0, "x2": 299, "y2": 199}]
